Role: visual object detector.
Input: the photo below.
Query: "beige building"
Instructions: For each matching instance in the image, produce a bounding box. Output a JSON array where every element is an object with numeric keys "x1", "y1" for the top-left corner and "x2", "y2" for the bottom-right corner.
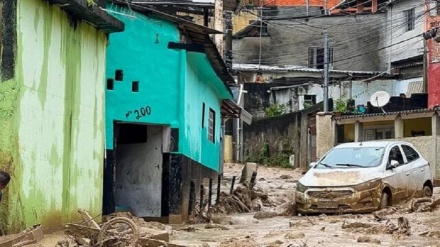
[{"x1": 316, "y1": 109, "x2": 440, "y2": 185}]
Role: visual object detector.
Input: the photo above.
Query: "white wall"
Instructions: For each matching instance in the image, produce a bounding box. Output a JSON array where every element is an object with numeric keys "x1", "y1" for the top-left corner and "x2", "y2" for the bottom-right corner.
[{"x1": 115, "y1": 125, "x2": 163, "y2": 217}]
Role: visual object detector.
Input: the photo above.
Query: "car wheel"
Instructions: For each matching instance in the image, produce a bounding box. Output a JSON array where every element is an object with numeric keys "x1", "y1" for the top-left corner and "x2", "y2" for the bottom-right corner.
[
  {"x1": 379, "y1": 192, "x2": 389, "y2": 209},
  {"x1": 423, "y1": 185, "x2": 433, "y2": 198}
]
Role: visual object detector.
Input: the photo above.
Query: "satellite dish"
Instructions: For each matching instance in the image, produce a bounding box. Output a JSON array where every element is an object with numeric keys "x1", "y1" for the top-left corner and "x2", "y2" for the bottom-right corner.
[{"x1": 370, "y1": 91, "x2": 390, "y2": 113}]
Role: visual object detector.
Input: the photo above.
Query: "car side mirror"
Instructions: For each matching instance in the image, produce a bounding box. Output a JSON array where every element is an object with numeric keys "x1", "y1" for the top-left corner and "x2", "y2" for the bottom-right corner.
[
  {"x1": 309, "y1": 162, "x2": 317, "y2": 168},
  {"x1": 387, "y1": 160, "x2": 399, "y2": 170}
]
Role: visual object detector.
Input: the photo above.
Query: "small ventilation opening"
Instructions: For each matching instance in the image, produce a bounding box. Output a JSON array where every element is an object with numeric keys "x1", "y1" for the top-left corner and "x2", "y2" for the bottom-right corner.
[
  {"x1": 107, "y1": 79, "x2": 114, "y2": 90},
  {"x1": 132, "y1": 81, "x2": 139, "y2": 92},
  {"x1": 115, "y1": 70, "x2": 123, "y2": 81}
]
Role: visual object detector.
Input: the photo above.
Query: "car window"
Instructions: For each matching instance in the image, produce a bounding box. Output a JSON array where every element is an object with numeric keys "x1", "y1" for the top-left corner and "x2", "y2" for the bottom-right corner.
[
  {"x1": 316, "y1": 147, "x2": 384, "y2": 169},
  {"x1": 388, "y1": 146, "x2": 405, "y2": 165},
  {"x1": 401, "y1": 145, "x2": 420, "y2": 163}
]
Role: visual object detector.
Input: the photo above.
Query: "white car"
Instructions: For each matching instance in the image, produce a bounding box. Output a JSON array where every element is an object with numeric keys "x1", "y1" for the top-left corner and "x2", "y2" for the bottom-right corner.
[{"x1": 295, "y1": 141, "x2": 433, "y2": 214}]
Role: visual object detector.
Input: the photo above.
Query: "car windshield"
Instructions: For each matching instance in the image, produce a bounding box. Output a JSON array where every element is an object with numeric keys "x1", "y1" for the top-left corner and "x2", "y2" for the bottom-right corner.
[{"x1": 316, "y1": 146, "x2": 385, "y2": 169}]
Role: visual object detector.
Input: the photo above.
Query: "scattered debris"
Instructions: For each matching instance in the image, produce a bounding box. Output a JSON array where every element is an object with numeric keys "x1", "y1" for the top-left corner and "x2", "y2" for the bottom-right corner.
[
  {"x1": 178, "y1": 226, "x2": 197, "y2": 233},
  {"x1": 204, "y1": 224, "x2": 230, "y2": 230},
  {"x1": 63, "y1": 210, "x2": 171, "y2": 247},
  {"x1": 279, "y1": 175, "x2": 293, "y2": 179},
  {"x1": 284, "y1": 232, "x2": 305, "y2": 239},
  {"x1": 410, "y1": 198, "x2": 440, "y2": 212},
  {"x1": 0, "y1": 225, "x2": 44, "y2": 247},
  {"x1": 218, "y1": 238, "x2": 259, "y2": 247},
  {"x1": 357, "y1": 236, "x2": 381, "y2": 244},
  {"x1": 253, "y1": 211, "x2": 279, "y2": 220}
]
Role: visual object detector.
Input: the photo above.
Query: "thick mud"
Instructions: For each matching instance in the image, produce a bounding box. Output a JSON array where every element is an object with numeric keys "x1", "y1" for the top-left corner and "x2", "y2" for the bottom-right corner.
[{"x1": 170, "y1": 163, "x2": 440, "y2": 247}]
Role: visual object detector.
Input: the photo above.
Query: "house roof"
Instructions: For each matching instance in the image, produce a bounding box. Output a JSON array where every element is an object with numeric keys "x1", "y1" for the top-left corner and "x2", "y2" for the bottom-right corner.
[
  {"x1": 46, "y1": 0, "x2": 124, "y2": 33},
  {"x1": 233, "y1": 63, "x2": 383, "y2": 76},
  {"x1": 112, "y1": 1, "x2": 235, "y2": 91},
  {"x1": 329, "y1": 0, "x2": 390, "y2": 12},
  {"x1": 333, "y1": 108, "x2": 436, "y2": 124},
  {"x1": 127, "y1": 0, "x2": 241, "y2": 12}
]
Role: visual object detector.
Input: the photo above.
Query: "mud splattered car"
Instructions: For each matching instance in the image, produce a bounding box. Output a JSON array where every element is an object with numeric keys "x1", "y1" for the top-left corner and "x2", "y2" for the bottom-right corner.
[{"x1": 295, "y1": 141, "x2": 433, "y2": 214}]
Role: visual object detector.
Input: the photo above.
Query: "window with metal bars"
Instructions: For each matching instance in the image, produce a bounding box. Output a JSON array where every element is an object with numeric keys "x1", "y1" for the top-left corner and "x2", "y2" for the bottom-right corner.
[
  {"x1": 208, "y1": 108, "x2": 215, "y2": 143},
  {"x1": 308, "y1": 47, "x2": 333, "y2": 69},
  {"x1": 405, "y1": 8, "x2": 415, "y2": 31}
]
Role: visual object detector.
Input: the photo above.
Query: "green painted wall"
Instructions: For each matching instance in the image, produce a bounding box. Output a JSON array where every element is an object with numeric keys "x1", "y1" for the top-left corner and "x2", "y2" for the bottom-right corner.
[
  {"x1": 105, "y1": 5, "x2": 231, "y2": 171},
  {"x1": 0, "y1": 0, "x2": 107, "y2": 232}
]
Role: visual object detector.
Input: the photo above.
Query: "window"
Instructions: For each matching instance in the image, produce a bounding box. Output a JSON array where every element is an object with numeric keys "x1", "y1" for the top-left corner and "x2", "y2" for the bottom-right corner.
[
  {"x1": 405, "y1": 8, "x2": 415, "y2": 31},
  {"x1": 202, "y1": 103, "x2": 206, "y2": 128},
  {"x1": 208, "y1": 108, "x2": 215, "y2": 143},
  {"x1": 132, "y1": 81, "x2": 139, "y2": 92},
  {"x1": 308, "y1": 47, "x2": 333, "y2": 69},
  {"x1": 107, "y1": 79, "x2": 114, "y2": 90},
  {"x1": 364, "y1": 127, "x2": 394, "y2": 141},
  {"x1": 401, "y1": 145, "x2": 420, "y2": 163},
  {"x1": 304, "y1": 95, "x2": 316, "y2": 105},
  {"x1": 388, "y1": 146, "x2": 404, "y2": 165}
]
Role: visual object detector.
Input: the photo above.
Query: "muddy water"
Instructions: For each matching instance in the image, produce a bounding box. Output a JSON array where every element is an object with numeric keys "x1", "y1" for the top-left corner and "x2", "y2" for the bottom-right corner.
[{"x1": 170, "y1": 164, "x2": 440, "y2": 247}]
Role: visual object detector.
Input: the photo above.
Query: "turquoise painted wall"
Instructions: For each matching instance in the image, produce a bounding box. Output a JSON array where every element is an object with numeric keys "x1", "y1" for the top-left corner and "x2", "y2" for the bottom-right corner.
[
  {"x1": 105, "y1": 4, "x2": 181, "y2": 148},
  {"x1": 182, "y1": 53, "x2": 226, "y2": 170},
  {"x1": 106, "y1": 5, "x2": 231, "y2": 172}
]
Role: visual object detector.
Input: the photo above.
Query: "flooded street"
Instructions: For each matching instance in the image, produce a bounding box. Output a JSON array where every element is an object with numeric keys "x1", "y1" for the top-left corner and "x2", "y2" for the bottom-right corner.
[{"x1": 169, "y1": 164, "x2": 440, "y2": 247}]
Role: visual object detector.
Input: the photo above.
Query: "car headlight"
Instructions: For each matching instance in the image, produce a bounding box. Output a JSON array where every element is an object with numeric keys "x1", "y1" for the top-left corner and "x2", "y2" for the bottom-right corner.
[{"x1": 296, "y1": 181, "x2": 308, "y2": 193}]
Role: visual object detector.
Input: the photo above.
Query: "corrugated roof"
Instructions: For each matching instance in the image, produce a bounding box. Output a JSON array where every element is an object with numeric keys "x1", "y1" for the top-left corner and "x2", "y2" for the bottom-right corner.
[
  {"x1": 334, "y1": 108, "x2": 435, "y2": 120},
  {"x1": 233, "y1": 63, "x2": 382, "y2": 75}
]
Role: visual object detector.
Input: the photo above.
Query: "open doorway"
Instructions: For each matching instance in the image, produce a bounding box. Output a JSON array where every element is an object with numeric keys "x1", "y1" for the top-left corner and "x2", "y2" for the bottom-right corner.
[{"x1": 105, "y1": 123, "x2": 167, "y2": 218}]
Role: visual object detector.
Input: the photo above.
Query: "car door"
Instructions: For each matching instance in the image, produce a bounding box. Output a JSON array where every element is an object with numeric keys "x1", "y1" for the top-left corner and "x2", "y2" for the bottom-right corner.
[
  {"x1": 401, "y1": 144, "x2": 429, "y2": 193},
  {"x1": 383, "y1": 145, "x2": 408, "y2": 201}
]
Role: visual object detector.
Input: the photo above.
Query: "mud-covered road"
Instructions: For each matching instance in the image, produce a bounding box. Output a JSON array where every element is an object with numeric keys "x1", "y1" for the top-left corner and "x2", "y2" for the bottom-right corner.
[{"x1": 170, "y1": 164, "x2": 440, "y2": 247}]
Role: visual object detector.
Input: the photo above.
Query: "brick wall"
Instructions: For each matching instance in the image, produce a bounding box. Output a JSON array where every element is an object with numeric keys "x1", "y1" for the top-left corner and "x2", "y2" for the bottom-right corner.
[{"x1": 428, "y1": 17, "x2": 440, "y2": 107}]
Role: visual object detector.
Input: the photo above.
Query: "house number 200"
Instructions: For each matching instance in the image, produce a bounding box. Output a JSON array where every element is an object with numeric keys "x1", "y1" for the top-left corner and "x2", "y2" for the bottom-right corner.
[
  {"x1": 126, "y1": 106, "x2": 152, "y2": 119},
  {"x1": 134, "y1": 106, "x2": 152, "y2": 119}
]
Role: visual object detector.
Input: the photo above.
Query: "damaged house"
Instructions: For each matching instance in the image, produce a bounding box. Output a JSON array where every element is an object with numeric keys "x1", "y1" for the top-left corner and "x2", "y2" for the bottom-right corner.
[
  {"x1": 103, "y1": 2, "x2": 247, "y2": 224},
  {"x1": 0, "y1": 0, "x2": 124, "y2": 232}
]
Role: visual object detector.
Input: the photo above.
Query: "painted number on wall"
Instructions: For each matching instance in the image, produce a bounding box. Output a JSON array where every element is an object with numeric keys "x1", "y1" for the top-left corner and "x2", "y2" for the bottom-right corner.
[{"x1": 126, "y1": 106, "x2": 152, "y2": 119}]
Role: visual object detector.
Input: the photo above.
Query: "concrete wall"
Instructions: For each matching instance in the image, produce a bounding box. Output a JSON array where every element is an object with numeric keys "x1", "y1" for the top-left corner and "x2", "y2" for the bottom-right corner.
[
  {"x1": 233, "y1": 14, "x2": 388, "y2": 71},
  {"x1": 114, "y1": 126, "x2": 163, "y2": 217},
  {"x1": 316, "y1": 113, "x2": 335, "y2": 159},
  {"x1": 0, "y1": 0, "x2": 108, "y2": 231},
  {"x1": 243, "y1": 105, "x2": 321, "y2": 169},
  {"x1": 386, "y1": 0, "x2": 424, "y2": 64}
]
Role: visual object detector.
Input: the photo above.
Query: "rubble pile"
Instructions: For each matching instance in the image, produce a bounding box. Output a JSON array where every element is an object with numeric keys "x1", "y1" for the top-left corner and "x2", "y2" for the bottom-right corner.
[
  {"x1": 211, "y1": 185, "x2": 270, "y2": 215},
  {"x1": 341, "y1": 216, "x2": 411, "y2": 237},
  {"x1": 61, "y1": 210, "x2": 178, "y2": 247},
  {"x1": 409, "y1": 197, "x2": 440, "y2": 213}
]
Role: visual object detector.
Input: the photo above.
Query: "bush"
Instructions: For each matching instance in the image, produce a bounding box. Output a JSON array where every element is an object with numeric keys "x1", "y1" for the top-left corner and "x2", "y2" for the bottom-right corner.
[{"x1": 265, "y1": 104, "x2": 286, "y2": 117}]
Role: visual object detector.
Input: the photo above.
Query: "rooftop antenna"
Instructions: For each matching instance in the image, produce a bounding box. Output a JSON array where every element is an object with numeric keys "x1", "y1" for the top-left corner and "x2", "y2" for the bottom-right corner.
[{"x1": 370, "y1": 91, "x2": 390, "y2": 114}]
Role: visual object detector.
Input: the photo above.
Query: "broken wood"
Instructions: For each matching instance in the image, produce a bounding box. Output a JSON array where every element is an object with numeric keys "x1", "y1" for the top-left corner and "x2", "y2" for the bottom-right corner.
[{"x1": 78, "y1": 209, "x2": 100, "y2": 229}]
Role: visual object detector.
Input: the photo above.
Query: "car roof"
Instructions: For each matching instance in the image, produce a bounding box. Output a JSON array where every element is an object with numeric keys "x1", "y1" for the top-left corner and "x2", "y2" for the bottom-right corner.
[{"x1": 334, "y1": 140, "x2": 410, "y2": 149}]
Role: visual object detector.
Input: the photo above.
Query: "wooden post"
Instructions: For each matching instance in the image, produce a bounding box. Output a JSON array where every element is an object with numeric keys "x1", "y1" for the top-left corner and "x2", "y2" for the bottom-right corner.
[
  {"x1": 371, "y1": 0, "x2": 378, "y2": 13},
  {"x1": 230, "y1": 176, "x2": 236, "y2": 195},
  {"x1": 249, "y1": 171, "x2": 257, "y2": 190},
  {"x1": 208, "y1": 178, "x2": 213, "y2": 207},
  {"x1": 216, "y1": 174, "x2": 222, "y2": 203}
]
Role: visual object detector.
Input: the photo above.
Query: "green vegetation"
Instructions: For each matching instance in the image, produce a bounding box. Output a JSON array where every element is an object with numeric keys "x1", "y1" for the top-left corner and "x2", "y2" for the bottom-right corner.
[
  {"x1": 265, "y1": 104, "x2": 286, "y2": 117},
  {"x1": 334, "y1": 99, "x2": 347, "y2": 113},
  {"x1": 246, "y1": 139, "x2": 292, "y2": 168},
  {"x1": 86, "y1": 0, "x2": 96, "y2": 7}
]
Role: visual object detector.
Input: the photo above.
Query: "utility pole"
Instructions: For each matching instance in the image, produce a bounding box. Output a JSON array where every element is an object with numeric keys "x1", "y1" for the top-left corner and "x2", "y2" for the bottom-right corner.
[{"x1": 323, "y1": 29, "x2": 329, "y2": 112}]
